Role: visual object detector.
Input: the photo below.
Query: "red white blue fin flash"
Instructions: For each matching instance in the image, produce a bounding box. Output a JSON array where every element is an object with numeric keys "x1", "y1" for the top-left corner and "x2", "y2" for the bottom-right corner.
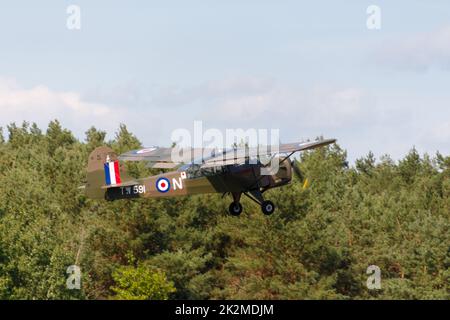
[{"x1": 104, "y1": 160, "x2": 122, "y2": 186}]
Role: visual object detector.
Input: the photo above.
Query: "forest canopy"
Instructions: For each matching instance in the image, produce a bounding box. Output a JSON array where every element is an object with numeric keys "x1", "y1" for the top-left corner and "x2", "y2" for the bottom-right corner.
[{"x1": 0, "y1": 120, "x2": 448, "y2": 300}]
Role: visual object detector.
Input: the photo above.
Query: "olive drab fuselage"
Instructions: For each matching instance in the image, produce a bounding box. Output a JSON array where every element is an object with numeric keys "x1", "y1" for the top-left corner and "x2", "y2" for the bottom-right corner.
[
  {"x1": 85, "y1": 138, "x2": 336, "y2": 215},
  {"x1": 85, "y1": 146, "x2": 292, "y2": 201},
  {"x1": 105, "y1": 161, "x2": 292, "y2": 201}
]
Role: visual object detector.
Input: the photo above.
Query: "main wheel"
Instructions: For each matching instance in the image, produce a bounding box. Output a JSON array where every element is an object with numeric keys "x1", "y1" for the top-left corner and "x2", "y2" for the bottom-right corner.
[
  {"x1": 229, "y1": 202, "x2": 243, "y2": 216},
  {"x1": 261, "y1": 200, "x2": 275, "y2": 215}
]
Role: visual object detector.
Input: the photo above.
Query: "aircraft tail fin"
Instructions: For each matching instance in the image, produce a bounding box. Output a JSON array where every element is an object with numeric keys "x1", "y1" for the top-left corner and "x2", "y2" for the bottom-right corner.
[
  {"x1": 104, "y1": 160, "x2": 122, "y2": 186},
  {"x1": 85, "y1": 146, "x2": 130, "y2": 199}
]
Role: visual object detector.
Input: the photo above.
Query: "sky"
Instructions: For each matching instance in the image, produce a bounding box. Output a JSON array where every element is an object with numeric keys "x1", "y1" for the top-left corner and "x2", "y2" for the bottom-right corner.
[{"x1": 0, "y1": 0, "x2": 449, "y2": 162}]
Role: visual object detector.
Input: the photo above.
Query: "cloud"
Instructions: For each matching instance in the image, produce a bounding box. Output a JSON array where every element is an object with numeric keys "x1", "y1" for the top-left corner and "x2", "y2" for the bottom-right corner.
[
  {"x1": 82, "y1": 81, "x2": 150, "y2": 109},
  {"x1": 2, "y1": 75, "x2": 448, "y2": 163},
  {"x1": 80, "y1": 76, "x2": 373, "y2": 130},
  {"x1": 145, "y1": 76, "x2": 450, "y2": 161},
  {"x1": 147, "y1": 76, "x2": 275, "y2": 108},
  {"x1": 373, "y1": 25, "x2": 450, "y2": 72},
  {"x1": 102, "y1": 76, "x2": 374, "y2": 129},
  {"x1": 428, "y1": 121, "x2": 450, "y2": 142},
  {"x1": 0, "y1": 77, "x2": 123, "y2": 138},
  {"x1": 51, "y1": 76, "x2": 381, "y2": 159},
  {"x1": 177, "y1": 77, "x2": 377, "y2": 129}
]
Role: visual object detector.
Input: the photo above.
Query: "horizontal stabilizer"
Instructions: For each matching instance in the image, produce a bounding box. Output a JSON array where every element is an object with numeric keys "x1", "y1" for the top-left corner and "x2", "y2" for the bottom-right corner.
[{"x1": 101, "y1": 180, "x2": 140, "y2": 189}]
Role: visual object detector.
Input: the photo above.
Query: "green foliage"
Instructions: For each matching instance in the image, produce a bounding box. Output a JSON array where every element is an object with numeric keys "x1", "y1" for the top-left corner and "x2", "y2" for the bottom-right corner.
[
  {"x1": 110, "y1": 259, "x2": 175, "y2": 300},
  {"x1": 0, "y1": 121, "x2": 448, "y2": 300},
  {"x1": 111, "y1": 124, "x2": 142, "y2": 154},
  {"x1": 85, "y1": 127, "x2": 107, "y2": 152}
]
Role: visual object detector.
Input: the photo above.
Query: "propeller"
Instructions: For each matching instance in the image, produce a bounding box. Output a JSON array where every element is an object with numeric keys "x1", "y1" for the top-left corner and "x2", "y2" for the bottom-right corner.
[
  {"x1": 291, "y1": 159, "x2": 309, "y2": 189},
  {"x1": 291, "y1": 159, "x2": 303, "y2": 180}
]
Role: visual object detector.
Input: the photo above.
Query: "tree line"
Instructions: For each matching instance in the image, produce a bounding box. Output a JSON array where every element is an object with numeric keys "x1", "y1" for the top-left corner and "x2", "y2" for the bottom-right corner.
[{"x1": 0, "y1": 120, "x2": 448, "y2": 299}]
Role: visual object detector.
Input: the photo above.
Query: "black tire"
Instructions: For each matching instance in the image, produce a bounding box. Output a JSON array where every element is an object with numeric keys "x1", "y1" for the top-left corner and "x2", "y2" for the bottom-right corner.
[
  {"x1": 229, "y1": 202, "x2": 243, "y2": 216},
  {"x1": 104, "y1": 191, "x2": 114, "y2": 201},
  {"x1": 261, "y1": 200, "x2": 275, "y2": 215}
]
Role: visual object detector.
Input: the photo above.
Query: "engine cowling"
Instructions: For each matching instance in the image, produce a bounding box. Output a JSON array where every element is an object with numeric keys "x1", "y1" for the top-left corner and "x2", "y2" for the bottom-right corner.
[{"x1": 270, "y1": 157, "x2": 292, "y2": 187}]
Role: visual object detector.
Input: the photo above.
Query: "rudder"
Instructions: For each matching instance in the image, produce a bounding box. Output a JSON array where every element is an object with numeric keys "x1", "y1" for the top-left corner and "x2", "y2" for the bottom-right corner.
[{"x1": 85, "y1": 146, "x2": 129, "y2": 199}]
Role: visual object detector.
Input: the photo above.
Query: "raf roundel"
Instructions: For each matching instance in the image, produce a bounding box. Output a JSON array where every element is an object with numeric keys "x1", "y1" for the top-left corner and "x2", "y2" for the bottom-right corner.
[{"x1": 156, "y1": 177, "x2": 170, "y2": 193}]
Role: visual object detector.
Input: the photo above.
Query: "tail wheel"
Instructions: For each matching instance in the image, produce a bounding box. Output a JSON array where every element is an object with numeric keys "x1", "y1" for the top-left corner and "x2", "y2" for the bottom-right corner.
[
  {"x1": 261, "y1": 200, "x2": 275, "y2": 215},
  {"x1": 104, "y1": 190, "x2": 114, "y2": 201},
  {"x1": 229, "y1": 202, "x2": 243, "y2": 216}
]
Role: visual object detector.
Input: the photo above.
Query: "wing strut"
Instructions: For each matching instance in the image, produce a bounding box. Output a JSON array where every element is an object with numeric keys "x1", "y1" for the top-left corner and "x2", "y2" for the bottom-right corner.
[{"x1": 279, "y1": 151, "x2": 296, "y2": 164}]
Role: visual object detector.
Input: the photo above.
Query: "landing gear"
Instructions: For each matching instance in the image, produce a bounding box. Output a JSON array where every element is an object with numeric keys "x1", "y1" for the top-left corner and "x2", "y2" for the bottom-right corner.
[
  {"x1": 226, "y1": 190, "x2": 276, "y2": 216},
  {"x1": 229, "y1": 202, "x2": 243, "y2": 216},
  {"x1": 261, "y1": 200, "x2": 275, "y2": 215},
  {"x1": 243, "y1": 190, "x2": 276, "y2": 215},
  {"x1": 228, "y1": 192, "x2": 243, "y2": 216},
  {"x1": 104, "y1": 190, "x2": 114, "y2": 201}
]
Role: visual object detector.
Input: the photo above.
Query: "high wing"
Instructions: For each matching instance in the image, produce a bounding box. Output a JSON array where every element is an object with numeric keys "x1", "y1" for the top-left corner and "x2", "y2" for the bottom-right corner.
[
  {"x1": 118, "y1": 147, "x2": 177, "y2": 168},
  {"x1": 201, "y1": 138, "x2": 337, "y2": 167},
  {"x1": 118, "y1": 138, "x2": 336, "y2": 168},
  {"x1": 118, "y1": 146, "x2": 217, "y2": 168}
]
